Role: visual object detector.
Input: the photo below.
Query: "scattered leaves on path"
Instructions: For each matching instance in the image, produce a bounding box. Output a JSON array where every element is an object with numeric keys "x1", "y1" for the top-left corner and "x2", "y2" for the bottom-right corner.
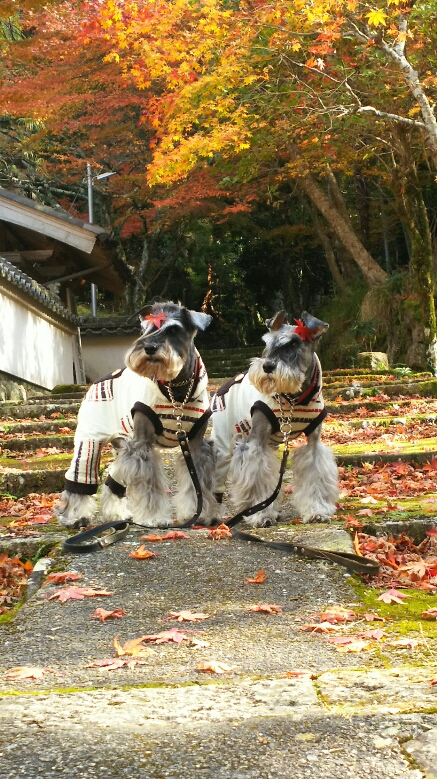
[
  {"x1": 91, "y1": 607, "x2": 126, "y2": 622},
  {"x1": 0, "y1": 553, "x2": 32, "y2": 614},
  {"x1": 357, "y1": 532, "x2": 437, "y2": 591},
  {"x1": 245, "y1": 569, "x2": 268, "y2": 584},
  {"x1": 46, "y1": 586, "x2": 114, "y2": 602}
]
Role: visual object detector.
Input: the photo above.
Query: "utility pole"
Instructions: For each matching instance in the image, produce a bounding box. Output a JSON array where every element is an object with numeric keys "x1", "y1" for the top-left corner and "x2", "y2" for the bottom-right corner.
[
  {"x1": 86, "y1": 164, "x2": 116, "y2": 317},
  {"x1": 86, "y1": 163, "x2": 98, "y2": 317}
]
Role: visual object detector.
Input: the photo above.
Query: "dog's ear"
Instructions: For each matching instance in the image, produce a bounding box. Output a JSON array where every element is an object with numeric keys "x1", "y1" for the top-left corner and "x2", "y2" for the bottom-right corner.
[
  {"x1": 300, "y1": 312, "x2": 329, "y2": 340},
  {"x1": 187, "y1": 310, "x2": 212, "y2": 331},
  {"x1": 110, "y1": 436, "x2": 127, "y2": 452},
  {"x1": 266, "y1": 310, "x2": 288, "y2": 331}
]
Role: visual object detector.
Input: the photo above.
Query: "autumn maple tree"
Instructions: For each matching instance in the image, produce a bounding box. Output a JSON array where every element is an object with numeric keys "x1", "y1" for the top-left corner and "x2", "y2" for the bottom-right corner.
[{"x1": 94, "y1": 0, "x2": 437, "y2": 368}]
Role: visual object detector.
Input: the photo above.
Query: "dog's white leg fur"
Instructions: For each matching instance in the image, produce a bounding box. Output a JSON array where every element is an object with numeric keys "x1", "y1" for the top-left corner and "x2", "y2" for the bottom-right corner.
[
  {"x1": 99, "y1": 484, "x2": 133, "y2": 523},
  {"x1": 291, "y1": 428, "x2": 339, "y2": 522},
  {"x1": 54, "y1": 491, "x2": 99, "y2": 529},
  {"x1": 227, "y1": 411, "x2": 282, "y2": 527},
  {"x1": 106, "y1": 440, "x2": 173, "y2": 527},
  {"x1": 173, "y1": 435, "x2": 219, "y2": 526},
  {"x1": 229, "y1": 439, "x2": 281, "y2": 527}
]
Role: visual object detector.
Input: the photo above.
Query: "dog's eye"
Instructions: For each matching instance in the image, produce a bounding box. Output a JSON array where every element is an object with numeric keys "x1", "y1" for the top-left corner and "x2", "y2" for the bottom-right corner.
[{"x1": 165, "y1": 325, "x2": 179, "y2": 335}]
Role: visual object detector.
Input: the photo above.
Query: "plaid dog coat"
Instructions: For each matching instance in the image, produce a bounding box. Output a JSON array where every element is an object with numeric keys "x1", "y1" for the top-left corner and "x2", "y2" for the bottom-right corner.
[
  {"x1": 210, "y1": 355, "x2": 327, "y2": 493},
  {"x1": 64, "y1": 352, "x2": 211, "y2": 495}
]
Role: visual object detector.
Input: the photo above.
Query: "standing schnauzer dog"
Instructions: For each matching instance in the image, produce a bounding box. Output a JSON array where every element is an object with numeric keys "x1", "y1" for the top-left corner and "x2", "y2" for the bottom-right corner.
[
  {"x1": 211, "y1": 311, "x2": 338, "y2": 527},
  {"x1": 55, "y1": 302, "x2": 218, "y2": 529}
]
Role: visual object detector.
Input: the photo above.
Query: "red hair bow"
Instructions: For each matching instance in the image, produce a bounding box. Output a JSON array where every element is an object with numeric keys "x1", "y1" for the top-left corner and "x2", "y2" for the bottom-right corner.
[
  {"x1": 293, "y1": 319, "x2": 313, "y2": 342},
  {"x1": 143, "y1": 312, "x2": 168, "y2": 329}
]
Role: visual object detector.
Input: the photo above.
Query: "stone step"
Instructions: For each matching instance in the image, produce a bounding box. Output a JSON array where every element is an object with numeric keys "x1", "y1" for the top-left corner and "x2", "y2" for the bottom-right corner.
[
  {"x1": 0, "y1": 434, "x2": 74, "y2": 452},
  {"x1": 0, "y1": 419, "x2": 77, "y2": 435},
  {"x1": 324, "y1": 378, "x2": 437, "y2": 401},
  {"x1": 0, "y1": 467, "x2": 67, "y2": 497},
  {"x1": 0, "y1": 402, "x2": 81, "y2": 419}
]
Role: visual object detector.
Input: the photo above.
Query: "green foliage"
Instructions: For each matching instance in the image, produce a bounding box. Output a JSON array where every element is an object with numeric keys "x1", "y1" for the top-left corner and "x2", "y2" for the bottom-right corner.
[{"x1": 317, "y1": 283, "x2": 369, "y2": 369}]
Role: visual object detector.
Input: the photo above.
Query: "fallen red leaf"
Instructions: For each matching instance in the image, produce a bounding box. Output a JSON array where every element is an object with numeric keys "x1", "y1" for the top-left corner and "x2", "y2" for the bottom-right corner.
[
  {"x1": 195, "y1": 661, "x2": 235, "y2": 674},
  {"x1": 4, "y1": 666, "x2": 50, "y2": 680},
  {"x1": 245, "y1": 569, "x2": 268, "y2": 584},
  {"x1": 421, "y1": 608, "x2": 437, "y2": 620},
  {"x1": 91, "y1": 607, "x2": 126, "y2": 622},
  {"x1": 113, "y1": 635, "x2": 154, "y2": 656},
  {"x1": 388, "y1": 637, "x2": 420, "y2": 649},
  {"x1": 160, "y1": 531, "x2": 191, "y2": 540},
  {"x1": 128, "y1": 545, "x2": 159, "y2": 559},
  {"x1": 141, "y1": 628, "x2": 190, "y2": 645},
  {"x1": 377, "y1": 587, "x2": 410, "y2": 604},
  {"x1": 43, "y1": 571, "x2": 82, "y2": 586},
  {"x1": 139, "y1": 534, "x2": 163, "y2": 542},
  {"x1": 208, "y1": 523, "x2": 232, "y2": 540},
  {"x1": 299, "y1": 622, "x2": 341, "y2": 633},
  {"x1": 86, "y1": 657, "x2": 148, "y2": 671},
  {"x1": 247, "y1": 604, "x2": 283, "y2": 614},
  {"x1": 46, "y1": 586, "x2": 114, "y2": 602},
  {"x1": 163, "y1": 610, "x2": 212, "y2": 622}
]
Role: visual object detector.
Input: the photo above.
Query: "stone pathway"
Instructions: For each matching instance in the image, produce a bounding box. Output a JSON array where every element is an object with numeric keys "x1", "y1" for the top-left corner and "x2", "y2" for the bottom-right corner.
[{"x1": 1, "y1": 368, "x2": 437, "y2": 778}]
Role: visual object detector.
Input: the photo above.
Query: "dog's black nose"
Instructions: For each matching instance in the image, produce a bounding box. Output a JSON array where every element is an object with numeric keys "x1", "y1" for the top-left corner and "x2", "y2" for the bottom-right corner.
[
  {"x1": 263, "y1": 360, "x2": 276, "y2": 374},
  {"x1": 144, "y1": 343, "x2": 158, "y2": 355}
]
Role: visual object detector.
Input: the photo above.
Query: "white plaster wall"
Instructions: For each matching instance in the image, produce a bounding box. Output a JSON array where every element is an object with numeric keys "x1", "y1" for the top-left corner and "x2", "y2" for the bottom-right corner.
[
  {"x1": 0, "y1": 290, "x2": 76, "y2": 389},
  {"x1": 81, "y1": 336, "x2": 136, "y2": 382}
]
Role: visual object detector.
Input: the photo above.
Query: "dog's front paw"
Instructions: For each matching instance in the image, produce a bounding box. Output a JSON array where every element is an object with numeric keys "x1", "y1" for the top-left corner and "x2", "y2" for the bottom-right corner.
[
  {"x1": 243, "y1": 511, "x2": 279, "y2": 528},
  {"x1": 133, "y1": 515, "x2": 174, "y2": 528},
  {"x1": 54, "y1": 491, "x2": 98, "y2": 529},
  {"x1": 300, "y1": 510, "x2": 335, "y2": 524}
]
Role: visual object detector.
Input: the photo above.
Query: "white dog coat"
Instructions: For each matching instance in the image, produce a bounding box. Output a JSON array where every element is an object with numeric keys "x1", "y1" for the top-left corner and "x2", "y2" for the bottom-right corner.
[
  {"x1": 210, "y1": 355, "x2": 326, "y2": 493},
  {"x1": 64, "y1": 352, "x2": 210, "y2": 494}
]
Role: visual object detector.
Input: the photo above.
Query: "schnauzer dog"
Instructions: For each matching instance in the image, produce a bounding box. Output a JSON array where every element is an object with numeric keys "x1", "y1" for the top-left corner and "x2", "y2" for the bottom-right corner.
[
  {"x1": 55, "y1": 302, "x2": 218, "y2": 529},
  {"x1": 210, "y1": 310, "x2": 338, "y2": 527}
]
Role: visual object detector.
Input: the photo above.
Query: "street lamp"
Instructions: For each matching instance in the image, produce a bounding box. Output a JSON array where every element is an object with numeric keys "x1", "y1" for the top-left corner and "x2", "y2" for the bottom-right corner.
[{"x1": 86, "y1": 163, "x2": 116, "y2": 316}]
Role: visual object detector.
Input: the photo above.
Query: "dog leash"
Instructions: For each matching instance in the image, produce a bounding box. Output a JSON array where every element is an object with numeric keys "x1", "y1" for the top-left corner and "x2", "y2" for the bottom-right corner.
[{"x1": 225, "y1": 394, "x2": 379, "y2": 576}]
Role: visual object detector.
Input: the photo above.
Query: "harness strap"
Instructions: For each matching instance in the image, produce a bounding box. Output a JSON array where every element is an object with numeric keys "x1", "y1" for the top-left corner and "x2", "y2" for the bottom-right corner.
[{"x1": 177, "y1": 431, "x2": 204, "y2": 527}]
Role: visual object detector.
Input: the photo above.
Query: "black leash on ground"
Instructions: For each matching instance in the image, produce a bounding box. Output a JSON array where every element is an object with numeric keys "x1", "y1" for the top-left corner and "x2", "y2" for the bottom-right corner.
[
  {"x1": 63, "y1": 434, "x2": 379, "y2": 576},
  {"x1": 62, "y1": 431, "x2": 203, "y2": 554},
  {"x1": 225, "y1": 448, "x2": 379, "y2": 576}
]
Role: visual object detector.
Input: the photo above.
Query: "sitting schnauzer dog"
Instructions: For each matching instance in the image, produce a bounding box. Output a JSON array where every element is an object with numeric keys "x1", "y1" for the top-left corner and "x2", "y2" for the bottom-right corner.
[
  {"x1": 210, "y1": 310, "x2": 338, "y2": 527},
  {"x1": 55, "y1": 302, "x2": 218, "y2": 529}
]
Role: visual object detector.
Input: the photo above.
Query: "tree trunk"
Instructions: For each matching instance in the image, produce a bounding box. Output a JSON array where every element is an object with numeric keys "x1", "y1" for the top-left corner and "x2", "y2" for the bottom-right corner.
[
  {"x1": 133, "y1": 233, "x2": 150, "y2": 311},
  {"x1": 390, "y1": 127, "x2": 437, "y2": 374},
  {"x1": 304, "y1": 199, "x2": 348, "y2": 293},
  {"x1": 297, "y1": 169, "x2": 388, "y2": 285}
]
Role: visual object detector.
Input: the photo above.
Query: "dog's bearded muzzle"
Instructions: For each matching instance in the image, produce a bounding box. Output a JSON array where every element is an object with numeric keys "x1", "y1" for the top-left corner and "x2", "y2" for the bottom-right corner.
[
  {"x1": 248, "y1": 357, "x2": 304, "y2": 395},
  {"x1": 125, "y1": 340, "x2": 185, "y2": 380}
]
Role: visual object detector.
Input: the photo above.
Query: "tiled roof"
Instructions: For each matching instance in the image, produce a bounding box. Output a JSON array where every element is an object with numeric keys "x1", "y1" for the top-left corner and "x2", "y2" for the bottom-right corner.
[
  {"x1": 80, "y1": 316, "x2": 141, "y2": 337},
  {"x1": 0, "y1": 256, "x2": 78, "y2": 324}
]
